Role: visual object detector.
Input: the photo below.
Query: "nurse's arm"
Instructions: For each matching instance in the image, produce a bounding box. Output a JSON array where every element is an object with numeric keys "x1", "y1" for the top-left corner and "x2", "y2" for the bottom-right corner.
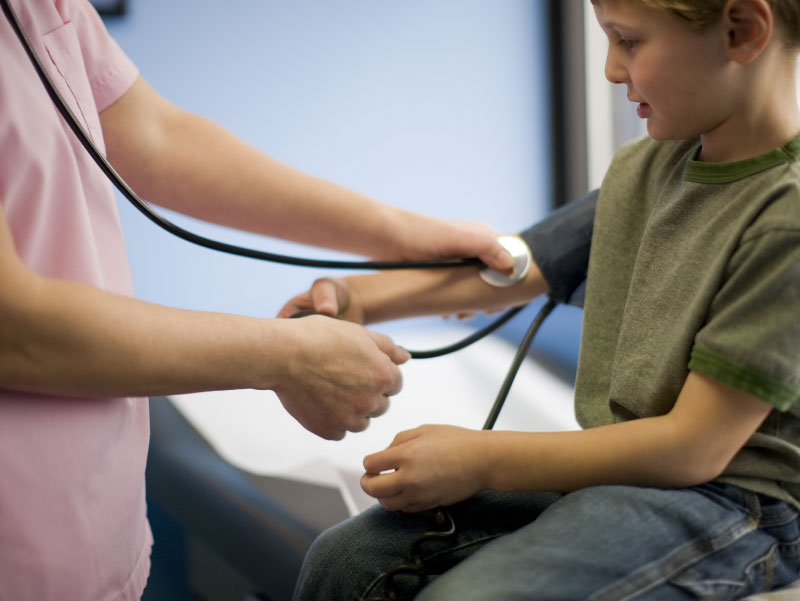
[
  {"x1": 278, "y1": 189, "x2": 597, "y2": 320},
  {"x1": 98, "y1": 76, "x2": 513, "y2": 271},
  {"x1": 0, "y1": 203, "x2": 406, "y2": 440}
]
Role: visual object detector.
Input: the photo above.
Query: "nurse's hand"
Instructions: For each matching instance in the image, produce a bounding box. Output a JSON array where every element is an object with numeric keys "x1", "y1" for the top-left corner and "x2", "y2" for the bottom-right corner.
[
  {"x1": 273, "y1": 315, "x2": 408, "y2": 440},
  {"x1": 382, "y1": 218, "x2": 514, "y2": 274}
]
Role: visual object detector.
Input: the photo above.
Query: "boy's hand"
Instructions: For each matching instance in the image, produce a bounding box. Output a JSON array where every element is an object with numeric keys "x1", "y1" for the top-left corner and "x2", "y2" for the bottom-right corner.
[
  {"x1": 360, "y1": 425, "x2": 491, "y2": 512},
  {"x1": 277, "y1": 277, "x2": 365, "y2": 322}
]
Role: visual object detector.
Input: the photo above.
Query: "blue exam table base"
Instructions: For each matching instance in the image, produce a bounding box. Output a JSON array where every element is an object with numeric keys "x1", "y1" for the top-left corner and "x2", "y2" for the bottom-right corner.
[{"x1": 145, "y1": 396, "x2": 350, "y2": 601}]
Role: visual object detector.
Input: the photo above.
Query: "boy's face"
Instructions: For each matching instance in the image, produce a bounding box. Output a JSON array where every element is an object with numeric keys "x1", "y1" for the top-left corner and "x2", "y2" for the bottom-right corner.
[{"x1": 592, "y1": 0, "x2": 733, "y2": 142}]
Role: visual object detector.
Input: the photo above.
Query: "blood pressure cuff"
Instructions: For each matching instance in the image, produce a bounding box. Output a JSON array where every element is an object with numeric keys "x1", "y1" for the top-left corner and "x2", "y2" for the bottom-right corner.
[{"x1": 519, "y1": 189, "x2": 598, "y2": 307}]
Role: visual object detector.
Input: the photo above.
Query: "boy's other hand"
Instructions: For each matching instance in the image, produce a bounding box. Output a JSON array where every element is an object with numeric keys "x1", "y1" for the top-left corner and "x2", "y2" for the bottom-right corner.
[
  {"x1": 360, "y1": 424, "x2": 491, "y2": 512},
  {"x1": 277, "y1": 277, "x2": 363, "y2": 322}
]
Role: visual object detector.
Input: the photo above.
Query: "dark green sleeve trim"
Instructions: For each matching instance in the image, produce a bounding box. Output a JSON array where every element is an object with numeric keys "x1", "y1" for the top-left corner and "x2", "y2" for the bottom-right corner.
[{"x1": 689, "y1": 347, "x2": 798, "y2": 411}]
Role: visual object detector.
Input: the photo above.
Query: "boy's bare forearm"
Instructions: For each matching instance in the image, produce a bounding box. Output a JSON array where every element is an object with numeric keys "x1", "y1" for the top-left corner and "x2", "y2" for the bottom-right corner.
[
  {"x1": 359, "y1": 418, "x2": 702, "y2": 512},
  {"x1": 483, "y1": 420, "x2": 703, "y2": 493},
  {"x1": 351, "y1": 259, "x2": 550, "y2": 324},
  {"x1": 361, "y1": 372, "x2": 772, "y2": 511}
]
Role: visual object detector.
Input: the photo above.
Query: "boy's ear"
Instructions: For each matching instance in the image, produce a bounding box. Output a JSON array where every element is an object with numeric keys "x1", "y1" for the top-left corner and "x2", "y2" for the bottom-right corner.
[{"x1": 723, "y1": 0, "x2": 773, "y2": 64}]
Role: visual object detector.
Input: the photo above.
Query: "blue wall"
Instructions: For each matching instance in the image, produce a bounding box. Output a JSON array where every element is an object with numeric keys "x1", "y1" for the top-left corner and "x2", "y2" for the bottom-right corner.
[{"x1": 105, "y1": 0, "x2": 553, "y2": 330}]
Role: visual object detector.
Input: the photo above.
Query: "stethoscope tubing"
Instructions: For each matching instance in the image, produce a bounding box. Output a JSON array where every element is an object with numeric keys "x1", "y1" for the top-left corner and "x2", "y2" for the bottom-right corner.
[
  {"x1": 1, "y1": 0, "x2": 480, "y2": 272},
  {"x1": 3, "y1": 0, "x2": 555, "y2": 383},
  {"x1": 5, "y1": 10, "x2": 560, "y2": 575}
]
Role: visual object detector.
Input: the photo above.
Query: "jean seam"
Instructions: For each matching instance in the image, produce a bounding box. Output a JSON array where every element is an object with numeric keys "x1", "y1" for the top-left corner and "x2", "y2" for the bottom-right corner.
[
  {"x1": 759, "y1": 505, "x2": 800, "y2": 528},
  {"x1": 590, "y1": 514, "x2": 758, "y2": 601}
]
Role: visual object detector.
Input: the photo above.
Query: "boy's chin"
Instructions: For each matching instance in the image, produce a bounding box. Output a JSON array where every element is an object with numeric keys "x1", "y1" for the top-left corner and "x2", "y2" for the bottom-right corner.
[
  {"x1": 645, "y1": 118, "x2": 703, "y2": 142},
  {"x1": 645, "y1": 125, "x2": 689, "y2": 142}
]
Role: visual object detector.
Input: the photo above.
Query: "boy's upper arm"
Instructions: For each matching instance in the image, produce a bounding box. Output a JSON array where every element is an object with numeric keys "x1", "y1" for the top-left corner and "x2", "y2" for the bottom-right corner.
[{"x1": 670, "y1": 370, "x2": 773, "y2": 481}]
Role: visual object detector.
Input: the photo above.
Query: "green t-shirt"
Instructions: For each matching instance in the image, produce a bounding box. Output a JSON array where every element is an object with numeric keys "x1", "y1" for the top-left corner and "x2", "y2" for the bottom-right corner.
[{"x1": 576, "y1": 135, "x2": 800, "y2": 508}]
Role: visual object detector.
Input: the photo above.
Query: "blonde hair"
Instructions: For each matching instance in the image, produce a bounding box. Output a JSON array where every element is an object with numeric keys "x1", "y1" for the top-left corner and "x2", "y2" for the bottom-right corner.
[{"x1": 635, "y1": 0, "x2": 800, "y2": 48}]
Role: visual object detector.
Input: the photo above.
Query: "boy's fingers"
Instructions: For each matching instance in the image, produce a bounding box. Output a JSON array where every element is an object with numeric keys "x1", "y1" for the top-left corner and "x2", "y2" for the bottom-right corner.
[
  {"x1": 361, "y1": 470, "x2": 404, "y2": 499},
  {"x1": 389, "y1": 427, "x2": 422, "y2": 447},
  {"x1": 310, "y1": 279, "x2": 339, "y2": 315},
  {"x1": 363, "y1": 446, "x2": 401, "y2": 474}
]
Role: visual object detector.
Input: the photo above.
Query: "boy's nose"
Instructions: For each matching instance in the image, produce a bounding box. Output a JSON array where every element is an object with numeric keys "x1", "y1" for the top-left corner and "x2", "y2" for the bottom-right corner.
[{"x1": 604, "y1": 52, "x2": 628, "y2": 84}]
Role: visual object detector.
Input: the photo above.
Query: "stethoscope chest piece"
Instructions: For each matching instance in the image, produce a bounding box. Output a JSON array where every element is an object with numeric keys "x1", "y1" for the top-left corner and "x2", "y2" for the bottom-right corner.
[{"x1": 479, "y1": 235, "x2": 532, "y2": 287}]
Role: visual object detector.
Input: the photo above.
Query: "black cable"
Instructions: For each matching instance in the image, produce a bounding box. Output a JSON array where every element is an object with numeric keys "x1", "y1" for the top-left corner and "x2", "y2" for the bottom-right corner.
[
  {"x1": 482, "y1": 297, "x2": 556, "y2": 429},
  {"x1": 366, "y1": 298, "x2": 557, "y2": 601},
  {"x1": 291, "y1": 304, "x2": 526, "y2": 360},
  {"x1": 4, "y1": 0, "x2": 544, "y2": 364},
  {"x1": 2, "y1": 0, "x2": 526, "y2": 360},
  {"x1": 6, "y1": 0, "x2": 559, "y2": 433},
  {"x1": 405, "y1": 304, "x2": 525, "y2": 359},
  {"x1": 0, "y1": 0, "x2": 481, "y2": 272},
  {"x1": 4, "y1": 8, "x2": 566, "y2": 601},
  {"x1": 6, "y1": 7, "x2": 565, "y2": 599},
  {"x1": 365, "y1": 508, "x2": 456, "y2": 601}
]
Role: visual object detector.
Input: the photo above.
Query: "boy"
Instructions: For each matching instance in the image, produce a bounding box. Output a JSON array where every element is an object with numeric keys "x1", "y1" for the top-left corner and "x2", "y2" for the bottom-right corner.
[{"x1": 286, "y1": 0, "x2": 800, "y2": 599}]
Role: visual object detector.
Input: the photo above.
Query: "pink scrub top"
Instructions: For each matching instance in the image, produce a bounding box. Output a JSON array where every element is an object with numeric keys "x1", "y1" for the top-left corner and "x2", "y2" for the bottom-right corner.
[{"x1": 0, "y1": 1, "x2": 152, "y2": 599}]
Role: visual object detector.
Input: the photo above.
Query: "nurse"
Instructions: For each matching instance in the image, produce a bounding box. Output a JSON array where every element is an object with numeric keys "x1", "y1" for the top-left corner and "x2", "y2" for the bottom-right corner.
[{"x1": 0, "y1": 1, "x2": 514, "y2": 599}]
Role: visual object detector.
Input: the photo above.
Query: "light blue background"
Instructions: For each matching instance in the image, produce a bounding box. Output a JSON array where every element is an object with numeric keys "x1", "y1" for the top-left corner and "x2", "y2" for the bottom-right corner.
[{"x1": 105, "y1": 0, "x2": 554, "y2": 338}]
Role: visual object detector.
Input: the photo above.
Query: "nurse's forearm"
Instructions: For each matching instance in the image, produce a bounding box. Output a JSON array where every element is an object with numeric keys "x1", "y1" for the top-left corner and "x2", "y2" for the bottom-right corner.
[
  {"x1": 104, "y1": 93, "x2": 396, "y2": 256},
  {"x1": 0, "y1": 270, "x2": 274, "y2": 397},
  {"x1": 100, "y1": 77, "x2": 511, "y2": 269}
]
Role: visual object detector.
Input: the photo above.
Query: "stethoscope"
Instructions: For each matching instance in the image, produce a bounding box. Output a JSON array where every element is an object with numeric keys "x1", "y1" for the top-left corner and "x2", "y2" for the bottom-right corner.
[
  {"x1": 3, "y1": 3, "x2": 563, "y2": 594},
  {"x1": 0, "y1": 0, "x2": 557, "y2": 428}
]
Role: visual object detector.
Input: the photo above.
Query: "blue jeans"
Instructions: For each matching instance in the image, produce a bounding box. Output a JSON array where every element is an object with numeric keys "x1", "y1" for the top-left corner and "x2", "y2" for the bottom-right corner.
[{"x1": 293, "y1": 484, "x2": 800, "y2": 600}]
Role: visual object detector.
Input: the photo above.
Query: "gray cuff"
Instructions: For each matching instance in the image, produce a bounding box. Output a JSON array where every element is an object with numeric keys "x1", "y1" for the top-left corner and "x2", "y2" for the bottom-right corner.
[{"x1": 519, "y1": 189, "x2": 598, "y2": 307}]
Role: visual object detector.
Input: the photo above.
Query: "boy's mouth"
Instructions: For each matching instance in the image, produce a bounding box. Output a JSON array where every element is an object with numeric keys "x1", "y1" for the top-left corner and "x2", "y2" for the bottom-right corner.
[{"x1": 636, "y1": 102, "x2": 650, "y2": 119}]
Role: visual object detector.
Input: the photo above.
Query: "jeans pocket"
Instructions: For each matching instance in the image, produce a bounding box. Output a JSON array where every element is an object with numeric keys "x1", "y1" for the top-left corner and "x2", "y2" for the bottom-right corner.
[
  {"x1": 671, "y1": 541, "x2": 795, "y2": 600},
  {"x1": 670, "y1": 572, "x2": 747, "y2": 600}
]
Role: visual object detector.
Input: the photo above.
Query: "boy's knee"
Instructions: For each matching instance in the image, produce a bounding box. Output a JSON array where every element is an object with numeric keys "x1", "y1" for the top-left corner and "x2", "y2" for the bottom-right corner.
[
  {"x1": 304, "y1": 518, "x2": 360, "y2": 568},
  {"x1": 299, "y1": 507, "x2": 412, "y2": 578},
  {"x1": 294, "y1": 520, "x2": 368, "y2": 600}
]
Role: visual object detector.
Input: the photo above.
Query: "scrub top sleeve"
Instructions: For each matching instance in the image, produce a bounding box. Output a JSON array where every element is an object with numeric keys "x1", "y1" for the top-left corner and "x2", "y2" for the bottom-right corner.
[
  {"x1": 58, "y1": 0, "x2": 139, "y2": 112},
  {"x1": 519, "y1": 188, "x2": 598, "y2": 306}
]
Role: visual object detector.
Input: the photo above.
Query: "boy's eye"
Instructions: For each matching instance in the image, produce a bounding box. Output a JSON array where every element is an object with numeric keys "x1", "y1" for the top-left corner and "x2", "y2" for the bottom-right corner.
[{"x1": 618, "y1": 38, "x2": 638, "y2": 50}]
